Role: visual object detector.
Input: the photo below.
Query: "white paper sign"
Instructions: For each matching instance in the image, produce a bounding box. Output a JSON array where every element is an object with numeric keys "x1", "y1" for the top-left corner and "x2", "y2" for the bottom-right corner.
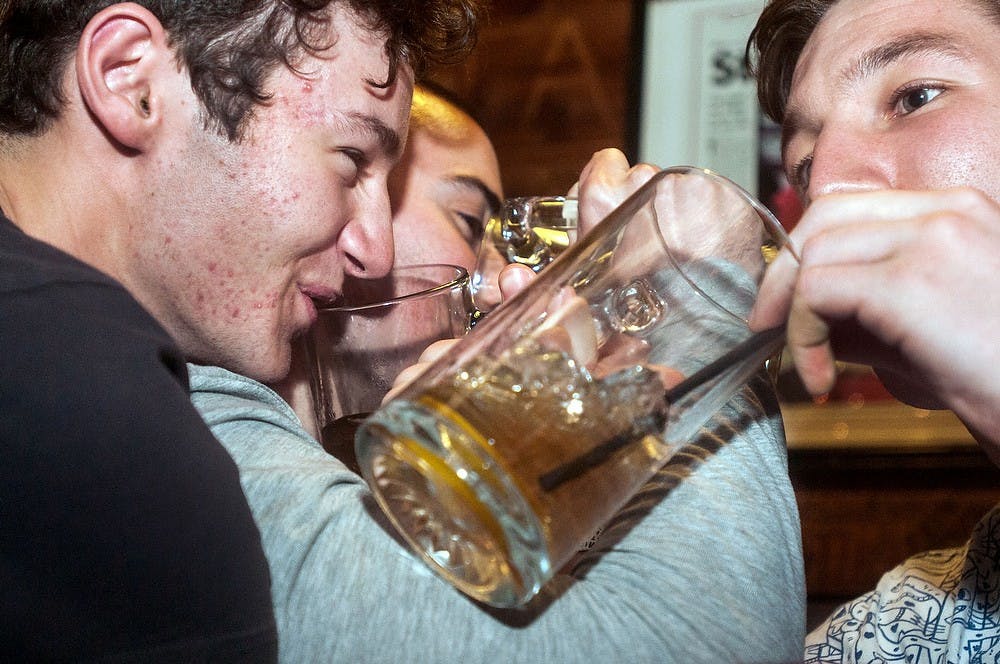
[{"x1": 637, "y1": 0, "x2": 766, "y2": 194}]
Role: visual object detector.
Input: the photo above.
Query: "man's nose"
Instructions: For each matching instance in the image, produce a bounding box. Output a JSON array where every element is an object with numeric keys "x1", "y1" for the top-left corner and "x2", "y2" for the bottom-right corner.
[
  {"x1": 340, "y1": 188, "x2": 394, "y2": 279},
  {"x1": 806, "y1": 125, "x2": 894, "y2": 201}
]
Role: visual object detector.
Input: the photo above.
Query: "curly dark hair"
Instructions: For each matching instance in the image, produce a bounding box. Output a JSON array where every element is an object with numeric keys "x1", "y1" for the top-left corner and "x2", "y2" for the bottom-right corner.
[
  {"x1": 0, "y1": 0, "x2": 483, "y2": 140},
  {"x1": 747, "y1": 0, "x2": 1000, "y2": 123}
]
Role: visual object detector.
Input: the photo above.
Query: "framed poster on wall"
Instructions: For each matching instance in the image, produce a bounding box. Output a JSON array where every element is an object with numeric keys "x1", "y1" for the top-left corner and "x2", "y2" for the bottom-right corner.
[{"x1": 633, "y1": 0, "x2": 770, "y2": 197}]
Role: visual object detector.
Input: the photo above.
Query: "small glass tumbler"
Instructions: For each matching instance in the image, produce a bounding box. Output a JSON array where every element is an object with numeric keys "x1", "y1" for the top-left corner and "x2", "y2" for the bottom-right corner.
[
  {"x1": 304, "y1": 263, "x2": 472, "y2": 472},
  {"x1": 470, "y1": 195, "x2": 579, "y2": 316}
]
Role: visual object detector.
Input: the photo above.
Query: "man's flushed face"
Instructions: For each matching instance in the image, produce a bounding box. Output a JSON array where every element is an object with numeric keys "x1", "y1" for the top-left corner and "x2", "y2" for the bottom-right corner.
[
  {"x1": 783, "y1": 0, "x2": 1000, "y2": 205},
  {"x1": 132, "y1": 7, "x2": 411, "y2": 382}
]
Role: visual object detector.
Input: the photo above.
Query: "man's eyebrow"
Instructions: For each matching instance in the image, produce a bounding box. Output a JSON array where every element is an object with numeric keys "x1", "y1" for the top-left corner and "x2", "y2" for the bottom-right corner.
[
  {"x1": 452, "y1": 175, "x2": 502, "y2": 216},
  {"x1": 346, "y1": 112, "x2": 403, "y2": 159},
  {"x1": 845, "y1": 32, "x2": 965, "y2": 86},
  {"x1": 782, "y1": 32, "x2": 965, "y2": 155}
]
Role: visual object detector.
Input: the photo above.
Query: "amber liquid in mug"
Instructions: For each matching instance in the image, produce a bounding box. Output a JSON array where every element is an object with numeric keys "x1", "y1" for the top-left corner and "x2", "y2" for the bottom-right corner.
[{"x1": 395, "y1": 338, "x2": 673, "y2": 567}]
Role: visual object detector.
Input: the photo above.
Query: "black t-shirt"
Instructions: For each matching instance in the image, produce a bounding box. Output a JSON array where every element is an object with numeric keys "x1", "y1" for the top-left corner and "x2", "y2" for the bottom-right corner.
[{"x1": 0, "y1": 214, "x2": 277, "y2": 661}]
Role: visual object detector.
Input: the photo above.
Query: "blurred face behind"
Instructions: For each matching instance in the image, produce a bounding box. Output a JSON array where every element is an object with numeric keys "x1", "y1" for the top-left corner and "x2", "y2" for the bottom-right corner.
[
  {"x1": 388, "y1": 95, "x2": 501, "y2": 272},
  {"x1": 130, "y1": 6, "x2": 411, "y2": 383},
  {"x1": 783, "y1": 0, "x2": 1000, "y2": 204}
]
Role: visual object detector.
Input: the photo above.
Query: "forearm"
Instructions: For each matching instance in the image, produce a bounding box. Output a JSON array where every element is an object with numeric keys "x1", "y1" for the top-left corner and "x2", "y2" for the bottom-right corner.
[{"x1": 193, "y1": 366, "x2": 804, "y2": 663}]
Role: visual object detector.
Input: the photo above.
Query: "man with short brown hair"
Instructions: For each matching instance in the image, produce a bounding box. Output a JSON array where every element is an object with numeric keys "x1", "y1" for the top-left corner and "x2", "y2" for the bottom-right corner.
[{"x1": 749, "y1": 0, "x2": 1000, "y2": 659}]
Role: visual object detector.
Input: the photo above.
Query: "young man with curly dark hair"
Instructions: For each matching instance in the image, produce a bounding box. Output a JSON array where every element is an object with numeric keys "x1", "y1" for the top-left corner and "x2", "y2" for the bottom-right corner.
[{"x1": 0, "y1": 1, "x2": 480, "y2": 659}]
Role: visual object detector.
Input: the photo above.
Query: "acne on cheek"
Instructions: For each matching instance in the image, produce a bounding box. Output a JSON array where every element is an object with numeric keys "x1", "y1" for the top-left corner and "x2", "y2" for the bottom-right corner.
[
  {"x1": 261, "y1": 190, "x2": 304, "y2": 226},
  {"x1": 206, "y1": 263, "x2": 237, "y2": 279},
  {"x1": 250, "y1": 292, "x2": 281, "y2": 311},
  {"x1": 187, "y1": 259, "x2": 244, "y2": 319},
  {"x1": 231, "y1": 287, "x2": 277, "y2": 312},
  {"x1": 221, "y1": 287, "x2": 281, "y2": 319}
]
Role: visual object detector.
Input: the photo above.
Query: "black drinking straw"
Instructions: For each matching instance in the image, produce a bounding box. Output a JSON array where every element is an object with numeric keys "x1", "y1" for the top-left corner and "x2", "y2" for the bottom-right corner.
[{"x1": 537, "y1": 325, "x2": 786, "y2": 491}]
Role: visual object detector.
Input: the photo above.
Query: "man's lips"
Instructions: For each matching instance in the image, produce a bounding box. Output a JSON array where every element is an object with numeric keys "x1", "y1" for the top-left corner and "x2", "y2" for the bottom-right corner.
[
  {"x1": 298, "y1": 286, "x2": 341, "y2": 326},
  {"x1": 300, "y1": 283, "x2": 341, "y2": 307}
]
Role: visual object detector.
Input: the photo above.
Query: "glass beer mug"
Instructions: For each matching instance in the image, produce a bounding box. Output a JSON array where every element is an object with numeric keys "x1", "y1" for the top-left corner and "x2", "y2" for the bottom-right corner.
[
  {"x1": 470, "y1": 195, "x2": 579, "y2": 316},
  {"x1": 355, "y1": 166, "x2": 793, "y2": 608}
]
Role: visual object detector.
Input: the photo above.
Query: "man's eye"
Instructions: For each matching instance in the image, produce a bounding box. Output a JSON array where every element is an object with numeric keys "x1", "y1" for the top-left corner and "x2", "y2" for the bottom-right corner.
[
  {"x1": 894, "y1": 86, "x2": 943, "y2": 115},
  {"x1": 337, "y1": 149, "x2": 367, "y2": 182},
  {"x1": 350, "y1": 150, "x2": 369, "y2": 168},
  {"x1": 455, "y1": 212, "x2": 482, "y2": 243},
  {"x1": 790, "y1": 155, "x2": 812, "y2": 193}
]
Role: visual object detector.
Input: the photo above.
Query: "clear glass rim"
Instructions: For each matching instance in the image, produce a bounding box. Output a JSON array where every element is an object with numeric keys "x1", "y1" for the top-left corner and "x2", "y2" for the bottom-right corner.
[{"x1": 316, "y1": 263, "x2": 469, "y2": 314}]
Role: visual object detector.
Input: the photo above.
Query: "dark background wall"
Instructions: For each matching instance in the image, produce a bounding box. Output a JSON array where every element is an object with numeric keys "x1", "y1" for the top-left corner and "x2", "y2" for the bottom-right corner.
[{"x1": 428, "y1": 1, "x2": 637, "y2": 197}]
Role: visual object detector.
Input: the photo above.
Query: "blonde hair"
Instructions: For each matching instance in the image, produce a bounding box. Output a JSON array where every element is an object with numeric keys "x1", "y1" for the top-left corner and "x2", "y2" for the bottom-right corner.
[{"x1": 409, "y1": 85, "x2": 478, "y2": 143}]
